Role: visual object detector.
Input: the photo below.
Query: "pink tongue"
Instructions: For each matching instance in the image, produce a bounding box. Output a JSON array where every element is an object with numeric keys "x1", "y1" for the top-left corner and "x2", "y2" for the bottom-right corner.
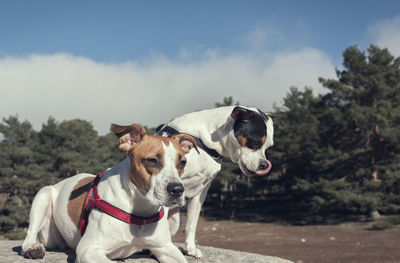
[{"x1": 255, "y1": 160, "x2": 272, "y2": 175}]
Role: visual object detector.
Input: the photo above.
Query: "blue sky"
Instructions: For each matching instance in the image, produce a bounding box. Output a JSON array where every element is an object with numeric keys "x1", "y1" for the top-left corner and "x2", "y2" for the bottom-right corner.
[
  {"x1": 1, "y1": 1, "x2": 400, "y2": 134},
  {"x1": 2, "y1": 1, "x2": 400, "y2": 63}
]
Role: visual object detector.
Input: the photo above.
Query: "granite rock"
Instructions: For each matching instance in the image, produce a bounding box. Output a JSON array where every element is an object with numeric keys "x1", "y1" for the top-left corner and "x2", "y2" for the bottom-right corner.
[{"x1": 0, "y1": 240, "x2": 293, "y2": 263}]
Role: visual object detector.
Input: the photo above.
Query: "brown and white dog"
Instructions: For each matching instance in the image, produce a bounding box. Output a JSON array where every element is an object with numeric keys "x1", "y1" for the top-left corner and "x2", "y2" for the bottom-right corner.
[{"x1": 21, "y1": 123, "x2": 198, "y2": 263}]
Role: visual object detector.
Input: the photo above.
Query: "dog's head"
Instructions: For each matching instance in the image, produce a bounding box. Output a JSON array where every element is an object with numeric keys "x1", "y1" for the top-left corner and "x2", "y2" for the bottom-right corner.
[
  {"x1": 226, "y1": 106, "x2": 283, "y2": 177},
  {"x1": 110, "y1": 123, "x2": 198, "y2": 207}
]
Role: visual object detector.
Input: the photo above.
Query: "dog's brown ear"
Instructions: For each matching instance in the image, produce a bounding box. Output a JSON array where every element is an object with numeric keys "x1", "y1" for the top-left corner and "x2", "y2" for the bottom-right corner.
[
  {"x1": 110, "y1": 123, "x2": 146, "y2": 152},
  {"x1": 172, "y1": 134, "x2": 199, "y2": 154},
  {"x1": 230, "y1": 106, "x2": 253, "y2": 122}
]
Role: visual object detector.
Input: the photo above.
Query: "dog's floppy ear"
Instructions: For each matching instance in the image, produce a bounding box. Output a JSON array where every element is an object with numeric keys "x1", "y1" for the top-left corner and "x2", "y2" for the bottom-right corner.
[
  {"x1": 110, "y1": 123, "x2": 146, "y2": 152},
  {"x1": 230, "y1": 106, "x2": 254, "y2": 122},
  {"x1": 257, "y1": 108, "x2": 284, "y2": 128},
  {"x1": 172, "y1": 134, "x2": 200, "y2": 154},
  {"x1": 268, "y1": 115, "x2": 284, "y2": 128}
]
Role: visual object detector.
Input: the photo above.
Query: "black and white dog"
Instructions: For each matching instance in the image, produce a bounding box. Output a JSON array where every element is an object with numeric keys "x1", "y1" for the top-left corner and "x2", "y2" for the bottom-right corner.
[{"x1": 157, "y1": 106, "x2": 283, "y2": 258}]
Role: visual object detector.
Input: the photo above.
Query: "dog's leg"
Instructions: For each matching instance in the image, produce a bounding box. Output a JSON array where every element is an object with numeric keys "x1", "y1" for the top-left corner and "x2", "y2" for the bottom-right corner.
[
  {"x1": 75, "y1": 222, "x2": 120, "y2": 263},
  {"x1": 167, "y1": 206, "x2": 181, "y2": 237},
  {"x1": 75, "y1": 249, "x2": 113, "y2": 263},
  {"x1": 21, "y1": 186, "x2": 55, "y2": 259},
  {"x1": 75, "y1": 243, "x2": 113, "y2": 263},
  {"x1": 184, "y1": 182, "x2": 211, "y2": 258},
  {"x1": 38, "y1": 216, "x2": 67, "y2": 250},
  {"x1": 150, "y1": 244, "x2": 187, "y2": 263}
]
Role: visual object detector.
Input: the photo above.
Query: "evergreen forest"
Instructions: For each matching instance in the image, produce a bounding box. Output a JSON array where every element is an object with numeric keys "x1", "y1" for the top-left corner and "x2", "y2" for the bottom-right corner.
[{"x1": 1, "y1": 45, "x2": 399, "y2": 238}]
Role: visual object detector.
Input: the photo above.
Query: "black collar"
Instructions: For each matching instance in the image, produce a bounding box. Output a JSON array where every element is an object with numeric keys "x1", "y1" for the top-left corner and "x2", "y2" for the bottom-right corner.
[{"x1": 156, "y1": 124, "x2": 223, "y2": 163}]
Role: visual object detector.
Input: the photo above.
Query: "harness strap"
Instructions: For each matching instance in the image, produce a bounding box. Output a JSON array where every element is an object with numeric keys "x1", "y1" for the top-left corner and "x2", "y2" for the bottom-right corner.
[
  {"x1": 79, "y1": 173, "x2": 164, "y2": 236},
  {"x1": 156, "y1": 124, "x2": 223, "y2": 163}
]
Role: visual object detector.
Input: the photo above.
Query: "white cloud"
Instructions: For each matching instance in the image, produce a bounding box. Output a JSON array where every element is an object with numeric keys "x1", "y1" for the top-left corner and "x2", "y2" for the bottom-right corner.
[
  {"x1": 0, "y1": 49, "x2": 335, "y2": 135},
  {"x1": 369, "y1": 15, "x2": 400, "y2": 57}
]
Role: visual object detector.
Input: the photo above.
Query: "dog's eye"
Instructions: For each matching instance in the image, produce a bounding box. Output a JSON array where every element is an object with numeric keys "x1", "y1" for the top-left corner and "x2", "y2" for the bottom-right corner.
[
  {"x1": 253, "y1": 141, "x2": 262, "y2": 147},
  {"x1": 246, "y1": 139, "x2": 262, "y2": 149},
  {"x1": 178, "y1": 160, "x2": 186, "y2": 170},
  {"x1": 144, "y1": 158, "x2": 158, "y2": 168}
]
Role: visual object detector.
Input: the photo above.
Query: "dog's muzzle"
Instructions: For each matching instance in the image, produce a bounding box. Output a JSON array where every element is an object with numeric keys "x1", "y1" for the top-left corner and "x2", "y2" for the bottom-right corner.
[
  {"x1": 167, "y1": 182, "x2": 184, "y2": 199},
  {"x1": 240, "y1": 159, "x2": 272, "y2": 176},
  {"x1": 256, "y1": 160, "x2": 272, "y2": 175}
]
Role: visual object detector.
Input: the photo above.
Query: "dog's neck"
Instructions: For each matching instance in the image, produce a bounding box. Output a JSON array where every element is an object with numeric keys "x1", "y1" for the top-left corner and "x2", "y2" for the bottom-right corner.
[
  {"x1": 170, "y1": 106, "x2": 237, "y2": 158},
  {"x1": 125, "y1": 172, "x2": 161, "y2": 217},
  {"x1": 101, "y1": 158, "x2": 161, "y2": 218}
]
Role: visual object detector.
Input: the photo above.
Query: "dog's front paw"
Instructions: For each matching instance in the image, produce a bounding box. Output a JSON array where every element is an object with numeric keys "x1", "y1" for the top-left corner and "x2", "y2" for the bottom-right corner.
[
  {"x1": 186, "y1": 246, "x2": 203, "y2": 259},
  {"x1": 23, "y1": 243, "x2": 46, "y2": 259}
]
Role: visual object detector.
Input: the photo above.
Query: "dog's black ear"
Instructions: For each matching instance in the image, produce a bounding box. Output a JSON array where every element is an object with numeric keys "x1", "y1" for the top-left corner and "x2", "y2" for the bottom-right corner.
[
  {"x1": 257, "y1": 108, "x2": 270, "y2": 123},
  {"x1": 110, "y1": 123, "x2": 146, "y2": 152},
  {"x1": 230, "y1": 106, "x2": 253, "y2": 122},
  {"x1": 256, "y1": 108, "x2": 284, "y2": 128},
  {"x1": 269, "y1": 115, "x2": 284, "y2": 128}
]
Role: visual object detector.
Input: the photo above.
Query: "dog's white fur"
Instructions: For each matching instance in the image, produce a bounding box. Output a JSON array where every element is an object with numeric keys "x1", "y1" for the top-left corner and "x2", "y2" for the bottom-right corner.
[
  {"x1": 160, "y1": 106, "x2": 276, "y2": 258},
  {"x1": 22, "y1": 126, "x2": 195, "y2": 263}
]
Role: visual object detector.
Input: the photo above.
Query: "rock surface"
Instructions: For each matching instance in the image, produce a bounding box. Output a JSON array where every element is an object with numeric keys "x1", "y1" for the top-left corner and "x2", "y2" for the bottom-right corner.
[{"x1": 1, "y1": 240, "x2": 293, "y2": 263}]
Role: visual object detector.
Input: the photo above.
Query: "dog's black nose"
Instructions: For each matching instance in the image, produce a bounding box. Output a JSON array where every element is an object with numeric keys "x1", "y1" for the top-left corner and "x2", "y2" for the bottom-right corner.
[
  {"x1": 167, "y1": 183, "x2": 184, "y2": 198},
  {"x1": 258, "y1": 161, "x2": 269, "y2": 170}
]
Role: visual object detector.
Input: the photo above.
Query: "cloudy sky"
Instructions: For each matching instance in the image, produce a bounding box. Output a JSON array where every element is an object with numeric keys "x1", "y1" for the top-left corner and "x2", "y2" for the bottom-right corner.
[{"x1": 1, "y1": 1, "x2": 400, "y2": 134}]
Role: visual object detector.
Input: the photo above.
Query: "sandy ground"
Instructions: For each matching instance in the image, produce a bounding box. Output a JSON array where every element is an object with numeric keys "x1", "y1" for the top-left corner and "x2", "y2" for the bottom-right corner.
[{"x1": 173, "y1": 215, "x2": 400, "y2": 263}]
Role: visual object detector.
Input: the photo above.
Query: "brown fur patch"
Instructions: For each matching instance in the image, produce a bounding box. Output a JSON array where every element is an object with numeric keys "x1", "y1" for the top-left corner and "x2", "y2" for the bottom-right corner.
[
  {"x1": 130, "y1": 135, "x2": 168, "y2": 191},
  {"x1": 261, "y1": 135, "x2": 266, "y2": 145},
  {"x1": 68, "y1": 177, "x2": 94, "y2": 228},
  {"x1": 237, "y1": 135, "x2": 247, "y2": 147},
  {"x1": 129, "y1": 135, "x2": 190, "y2": 191},
  {"x1": 237, "y1": 135, "x2": 266, "y2": 150}
]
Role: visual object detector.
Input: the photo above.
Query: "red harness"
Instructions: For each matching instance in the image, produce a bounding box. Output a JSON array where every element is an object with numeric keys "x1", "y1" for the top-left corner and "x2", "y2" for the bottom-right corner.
[{"x1": 79, "y1": 172, "x2": 165, "y2": 236}]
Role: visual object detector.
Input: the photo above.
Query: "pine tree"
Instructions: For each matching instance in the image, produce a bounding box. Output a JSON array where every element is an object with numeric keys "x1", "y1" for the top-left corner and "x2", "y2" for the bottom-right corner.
[
  {"x1": 319, "y1": 45, "x2": 400, "y2": 213},
  {"x1": 0, "y1": 116, "x2": 39, "y2": 232},
  {"x1": 53, "y1": 119, "x2": 103, "y2": 177},
  {"x1": 96, "y1": 132, "x2": 125, "y2": 171},
  {"x1": 268, "y1": 45, "x2": 400, "y2": 220},
  {"x1": 0, "y1": 117, "x2": 125, "y2": 234}
]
